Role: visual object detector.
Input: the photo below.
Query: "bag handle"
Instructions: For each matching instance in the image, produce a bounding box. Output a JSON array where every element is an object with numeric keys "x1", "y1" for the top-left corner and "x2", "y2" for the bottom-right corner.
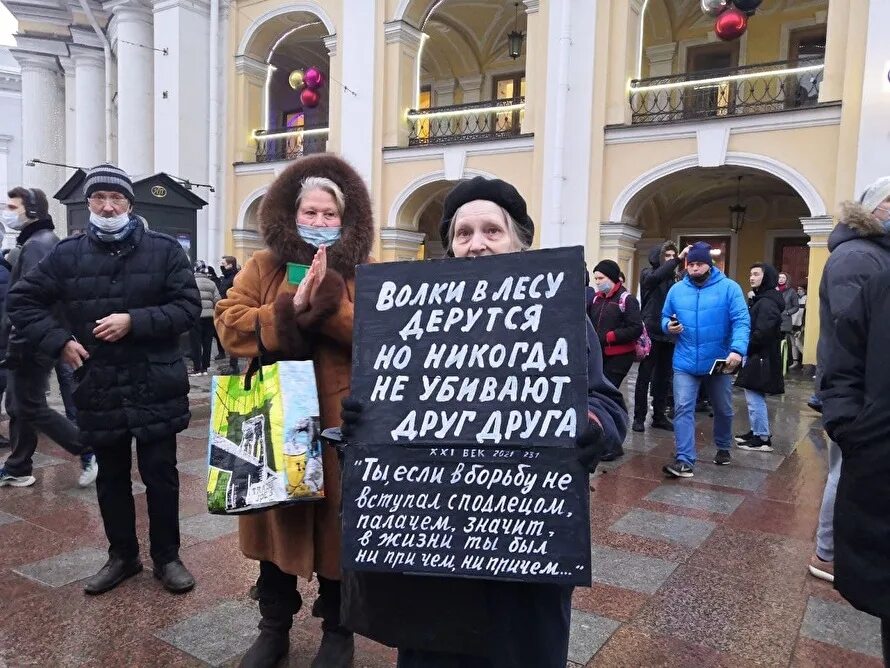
[{"x1": 243, "y1": 317, "x2": 268, "y2": 391}]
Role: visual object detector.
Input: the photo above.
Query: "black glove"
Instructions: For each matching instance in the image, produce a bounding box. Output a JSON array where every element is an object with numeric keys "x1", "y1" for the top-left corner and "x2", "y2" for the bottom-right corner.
[
  {"x1": 340, "y1": 397, "x2": 363, "y2": 440},
  {"x1": 576, "y1": 420, "x2": 605, "y2": 472}
]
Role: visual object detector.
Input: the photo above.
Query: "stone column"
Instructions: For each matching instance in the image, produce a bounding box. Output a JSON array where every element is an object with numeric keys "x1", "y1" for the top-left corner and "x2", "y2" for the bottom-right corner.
[
  {"x1": 432, "y1": 79, "x2": 454, "y2": 107},
  {"x1": 71, "y1": 47, "x2": 107, "y2": 169},
  {"x1": 59, "y1": 57, "x2": 77, "y2": 168},
  {"x1": 458, "y1": 74, "x2": 483, "y2": 104},
  {"x1": 598, "y1": 223, "x2": 643, "y2": 282},
  {"x1": 383, "y1": 20, "x2": 423, "y2": 148},
  {"x1": 645, "y1": 42, "x2": 676, "y2": 115},
  {"x1": 0, "y1": 134, "x2": 16, "y2": 248},
  {"x1": 12, "y1": 52, "x2": 66, "y2": 225},
  {"x1": 853, "y1": 0, "x2": 890, "y2": 197},
  {"x1": 801, "y1": 215, "x2": 835, "y2": 366},
  {"x1": 233, "y1": 55, "x2": 267, "y2": 164},
  {"x1": 113, "y1": 0, "x2": 155, "y2": 176},
  {"x1": 380, "y1": 228, "x2": 425, "y2": 262}
]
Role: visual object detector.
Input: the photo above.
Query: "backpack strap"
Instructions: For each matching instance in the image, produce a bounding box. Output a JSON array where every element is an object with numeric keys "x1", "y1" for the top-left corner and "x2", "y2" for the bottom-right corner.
[{"x1": 618, "y1": 291, "x2": 628, "y2": 313}]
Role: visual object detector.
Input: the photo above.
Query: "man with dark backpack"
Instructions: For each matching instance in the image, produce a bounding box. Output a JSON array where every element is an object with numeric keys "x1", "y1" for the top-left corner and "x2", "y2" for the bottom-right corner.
[{"x1": 633, "y1": 241, "x2": 683, "y2": 432}]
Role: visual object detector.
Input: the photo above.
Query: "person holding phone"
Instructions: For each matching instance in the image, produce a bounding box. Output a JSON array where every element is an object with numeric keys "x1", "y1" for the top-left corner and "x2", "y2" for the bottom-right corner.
[{"x1": 661, "y1": 242, "x2": 750, "y2": 478}]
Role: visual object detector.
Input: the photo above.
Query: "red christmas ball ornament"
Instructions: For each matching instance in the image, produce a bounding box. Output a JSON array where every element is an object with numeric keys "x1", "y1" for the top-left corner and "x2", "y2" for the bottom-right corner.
[
  {"x1": 300, "y1": 87, "x2": 320, "y2": 108},
  {"x1": 304, "y1": 67, "x2": 324, "y2": 90},
  {"x1": 714, "y1": 6, "x2": 747, "y2": 41}
]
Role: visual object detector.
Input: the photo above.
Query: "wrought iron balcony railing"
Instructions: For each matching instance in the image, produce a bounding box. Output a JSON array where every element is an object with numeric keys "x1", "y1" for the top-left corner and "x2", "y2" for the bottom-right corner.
[
  {"x1": 254, "y1": 126, "x2": 329, "y2": 163},
  {"x1": 629, "y1": 58, "x2": 824, "y2": 125},
  {"x1": 407, "y1": 97, "x2": 526, "y2": 146}
]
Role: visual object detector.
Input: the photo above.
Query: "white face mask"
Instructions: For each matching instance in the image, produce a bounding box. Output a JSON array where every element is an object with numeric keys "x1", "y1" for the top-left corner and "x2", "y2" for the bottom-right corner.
[
  {"x1": 90, "y1": 211, "x2": 131, "y2": 234},
  {"x1": 0, "y1": 210, "x2": 27, "y2": 231}
]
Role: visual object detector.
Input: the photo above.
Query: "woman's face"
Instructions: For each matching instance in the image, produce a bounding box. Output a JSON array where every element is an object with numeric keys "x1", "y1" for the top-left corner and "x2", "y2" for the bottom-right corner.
[
  {"x1": 296, "y1": 189, "x2": 341, "y2": 228},
  {"x1": 592, "y1": 271, "x2": 613, "y2": 290},
  {"x1": 778, "y1": 273, "x2": 787, "y2": 286},
  {"x1": 451, "y1": 200, "x2": 517, "y2": 258}
]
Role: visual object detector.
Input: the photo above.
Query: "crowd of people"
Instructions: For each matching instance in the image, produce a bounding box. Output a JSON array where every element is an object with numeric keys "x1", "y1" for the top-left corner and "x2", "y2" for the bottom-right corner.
[{"x1": 0, "y1": 155, "x2": 887, "y2": 665}]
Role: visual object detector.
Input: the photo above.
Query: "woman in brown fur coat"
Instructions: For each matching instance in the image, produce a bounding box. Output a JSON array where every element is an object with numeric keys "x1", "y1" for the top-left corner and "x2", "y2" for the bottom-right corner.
[{"x1": 215, "y1": 154, "x2": 372, "y2": 668}]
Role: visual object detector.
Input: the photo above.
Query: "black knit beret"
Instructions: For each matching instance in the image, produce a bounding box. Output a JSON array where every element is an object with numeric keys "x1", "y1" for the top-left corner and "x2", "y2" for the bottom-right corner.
[{"x1": 439, "y1": 176, "x2": 534, "y2": 254}]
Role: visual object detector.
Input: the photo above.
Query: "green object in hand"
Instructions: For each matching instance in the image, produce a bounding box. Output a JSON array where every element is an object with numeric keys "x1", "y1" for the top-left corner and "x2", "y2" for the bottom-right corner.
[{"x1": 287, "y1": 263, "x2": 310, "y2": 285}]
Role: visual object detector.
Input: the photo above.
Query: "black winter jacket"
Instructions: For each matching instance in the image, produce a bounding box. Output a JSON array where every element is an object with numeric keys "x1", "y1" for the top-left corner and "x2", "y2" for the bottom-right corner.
[
  {"x1": 821, "y1": 269, "x2": 890, "y2": 619},
  {"x1": 640, "y1": 242, "x2": 680, "y2": 341},
  {"x1": 0, "y1": 219, "x2": 59, "y2": 363},
  {"x1": 817, "y1": 203, "x2": 890, "y2": 394},
  {"x1": 735, "y1": 264, "x2": 784, "y2": 395},
  {"x1": 7, "y1": 222, "x2": 201, "y2": 446},
  {"x1": 587, "y1": 283, "x2": 643, "y2": 357}
]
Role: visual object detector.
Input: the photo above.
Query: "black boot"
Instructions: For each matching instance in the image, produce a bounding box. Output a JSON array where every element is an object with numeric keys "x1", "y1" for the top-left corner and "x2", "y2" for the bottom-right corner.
[
  {"x1": 84, "y1": 556, "x2": 142, "y2": 595},
  {"x1": 239, "y1": 602, "x2": 294, "y2": 668},
  {"x1": 311, "y1": 629, "x2": 354, "y2": 668},
  {"x1": 632, "y1": 418, "x2": 645, "y2": 432},
  {"x1": 651, "y1": 414, "x2": 673, "y2": 431}
]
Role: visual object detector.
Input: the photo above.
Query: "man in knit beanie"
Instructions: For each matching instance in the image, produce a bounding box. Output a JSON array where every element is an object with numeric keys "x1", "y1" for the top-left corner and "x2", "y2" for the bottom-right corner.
[
  {"x1": 6, "y1": 163, "x2": 201, "y2": 596},
  {"x1": 660, "y1": 240, "x2": 750, "y2": 479},
  {"x1": 809, "y1": 176, "x2": 890, "y2": 585}
]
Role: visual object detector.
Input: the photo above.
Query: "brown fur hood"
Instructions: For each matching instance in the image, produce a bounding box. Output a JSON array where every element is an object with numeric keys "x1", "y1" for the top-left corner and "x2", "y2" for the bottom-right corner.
[
  {"x1": 258, "y1": 154, "x2": 374, "y2": 278},
  {"x1": 840, "y1": 201, "x2": 886, "y2": 237}
]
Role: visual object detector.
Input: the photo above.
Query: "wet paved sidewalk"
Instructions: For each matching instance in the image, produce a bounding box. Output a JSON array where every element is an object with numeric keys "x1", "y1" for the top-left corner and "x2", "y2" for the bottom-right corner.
[{"x1": 0, "y1": 372, "x2": 883, "y2": 666}]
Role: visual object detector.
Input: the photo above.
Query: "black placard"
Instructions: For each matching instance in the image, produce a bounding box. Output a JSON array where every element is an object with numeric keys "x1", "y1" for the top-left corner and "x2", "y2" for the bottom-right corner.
[
  {"x1": 343, "y1": 247, "x2": 591, "y2": 585},
  {"x1": 350, "y1": 247, "x2": 588, "y2": 448},
  {"x1": 341, "y1": 445, "x2": 591, "y2": 584}
]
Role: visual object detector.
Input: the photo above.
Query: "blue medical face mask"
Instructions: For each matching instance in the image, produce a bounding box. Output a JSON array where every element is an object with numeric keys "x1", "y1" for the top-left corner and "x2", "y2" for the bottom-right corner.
[
  {"x1": 595, "y1": 280, "x2": 613, "y2": 294},
  {"x1": 297, "y1": 224, "x2": 341, "y2": 247}
]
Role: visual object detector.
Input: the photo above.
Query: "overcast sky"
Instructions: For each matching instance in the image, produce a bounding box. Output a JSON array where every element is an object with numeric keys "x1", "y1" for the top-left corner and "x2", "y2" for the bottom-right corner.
[{"x1": 0, "y1": 5, "x2": 16, "y2": 47}]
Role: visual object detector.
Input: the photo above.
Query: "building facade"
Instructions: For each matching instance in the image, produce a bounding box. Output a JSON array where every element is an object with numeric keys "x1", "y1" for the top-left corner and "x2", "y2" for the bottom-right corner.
[
  {"x1": 6, "y1": 1, "x2": 890, "y2": 364},
  {"x1": 0, "y1": 45, "x2": 22, "y2": 246}
]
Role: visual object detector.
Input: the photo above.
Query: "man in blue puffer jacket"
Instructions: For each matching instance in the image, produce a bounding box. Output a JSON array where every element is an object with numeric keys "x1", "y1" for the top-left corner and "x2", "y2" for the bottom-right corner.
[{"x1": 660, "y1": 242, "x2": 750, "y2": 477}]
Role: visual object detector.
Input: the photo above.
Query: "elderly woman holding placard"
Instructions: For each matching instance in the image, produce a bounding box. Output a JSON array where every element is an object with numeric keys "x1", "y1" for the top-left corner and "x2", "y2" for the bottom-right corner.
[{"x1": 340, "y1": 176, "x2": 628, "y2": 667}]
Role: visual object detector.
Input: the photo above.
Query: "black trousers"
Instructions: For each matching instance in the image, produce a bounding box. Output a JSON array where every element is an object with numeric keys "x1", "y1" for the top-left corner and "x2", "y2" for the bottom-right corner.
[
  {"x1": 189, "y1": 317, "x2": 215, "y2": 372},
  {"x1": 94, "y1": 434, "x2": 180, "y2": 565},
  {"x1": 257, "y1": 561, "x2": 346, "y2": 633},
  {"x1": 3, "y1": 363, "x2": 86, "y2": 477},
  {"x1": 633, "y1": 340, "x2": 674, "y2": 421},
  {"x1": 396, "y1": 584, "x2": 573, "y2": 668},
  {"x1": 602, "y1": 353, "x2": 635, "y2": 390}
]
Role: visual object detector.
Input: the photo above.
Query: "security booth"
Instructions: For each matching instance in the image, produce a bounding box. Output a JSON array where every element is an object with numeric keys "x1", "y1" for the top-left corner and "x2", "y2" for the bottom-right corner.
[{"x1": 54, "y1": 171, "x2": 207, "y2": 264}]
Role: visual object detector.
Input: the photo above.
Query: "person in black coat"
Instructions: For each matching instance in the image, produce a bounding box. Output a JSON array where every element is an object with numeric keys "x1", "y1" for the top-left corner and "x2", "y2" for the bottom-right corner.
[
  {"x1": 633, "y1": 241, "x2": 681, "y2": 432},
  {"x1": 820, "y1": 267, "x2": 890, "y2": 663},
  {"x1": 6, "y1": 164, "x2": 201, "y2": 596},
  {"x1": 588, "y1": 259, "x2": 643, "y2": 391},
  {"x1": 0, "y1": 253, "x2": 10, "y2": 448},
  {"x1": 734, "y1": 263, "x2": 784, "y2": 452}
]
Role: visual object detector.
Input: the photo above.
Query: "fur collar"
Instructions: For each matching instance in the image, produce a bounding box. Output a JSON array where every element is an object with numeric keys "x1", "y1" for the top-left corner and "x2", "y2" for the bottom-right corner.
[
  {"x1": 840, "y1": 201, "x2": 886, "y2": 237},
  {"x1": 258, "y1": 154, "x2": 373, "y2": 278}
]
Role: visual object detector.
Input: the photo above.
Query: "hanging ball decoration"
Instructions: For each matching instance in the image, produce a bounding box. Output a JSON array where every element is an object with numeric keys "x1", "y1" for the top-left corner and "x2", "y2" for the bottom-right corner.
[
  {"x1": 732, "y1": 0, "x2": 763, "y2": 14},
  {"x1": 288, "y1": 69, "x2": 305, "y2": 90},
  {"x1": 700, "y1": 0, "x2": 729, "y2": 18},
  {"x1": 304, "y1": 67, "x2": 324, "y2": 90},
  {"x1": 714, "y1": 6, "x2": 747, "y2": 41},
  {"x1": 300, "y1": 87, "x2": 320, "y2": 108}
]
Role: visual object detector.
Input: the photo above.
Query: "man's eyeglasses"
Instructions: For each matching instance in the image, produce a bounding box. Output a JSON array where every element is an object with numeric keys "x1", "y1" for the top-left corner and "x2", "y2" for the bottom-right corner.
[{"x1": 89, "y1": 194, "x2": 129, "y2": 205}]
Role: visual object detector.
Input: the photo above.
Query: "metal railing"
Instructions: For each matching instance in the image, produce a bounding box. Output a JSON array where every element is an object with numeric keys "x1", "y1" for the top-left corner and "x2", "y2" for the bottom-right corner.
[
  {"x1": 407, "y1": 97, "x2": 526, "y2": 146},
  {"x1": 254, "y1": 126, "x2": 329, "y2": 163},
  {"x1": 629, "y1": 58, "x2": 824, "y2": 125}
]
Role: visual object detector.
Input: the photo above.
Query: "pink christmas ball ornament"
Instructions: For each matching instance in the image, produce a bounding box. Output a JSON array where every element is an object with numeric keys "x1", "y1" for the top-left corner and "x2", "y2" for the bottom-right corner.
[
  {"x1": 300, "y1": 88, "x2": 321, "y2": 108},
  {"x1": 304, "y1": 67, "x2": 324, "y2": 90},
  {"x1": 714, "y1": 7, "x2": 747, "y2": 41}
]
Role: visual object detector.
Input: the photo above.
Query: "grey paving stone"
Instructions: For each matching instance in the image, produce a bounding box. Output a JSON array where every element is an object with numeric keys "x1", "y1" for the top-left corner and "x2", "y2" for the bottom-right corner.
[
  {"x1": 13, "y1": 548, "x2": 109, "y2": 587},
  {"x1": 699, "y1": 445, "x2": 786, "y2": 472},
  {"x1": 179, "y1": 513, "x2": 238, "y2": 541},
  {"x1": 177, "y1": 458, "x2": 208, "y2": 477},
  {"x1": 180, "y1": 426, "x2": 210, "y2": 440},
  {"x1": 31, "y1": 452, "x2": 67, "y2": 469},
  {"x1": 567, "y1": 610, "x2": 621, "y2": 664},
  {"x1": 589, "y1": 544, "x2": 678, "y2": 594},
  {"x1": 610, "y1": 508, "x2": 716, "y2": 548},
  {"x1": 645, "y1": 484, "x2": 745, "y2": 515},
  {"x1": 800, "y1": 596, "x2": 883, "y2": 658},
  {"x1": 61, "y1": 480, "x2": 146, "y2": 504},
  {"x1": 684, "y1": 462, "x2": 768, "y2": 491},
  {"x1": 155, "y1": 599, "x2": 262, "y2": 666},
  {"x1": 622, "y1": 431, "x2": 662, "y2": 453},
  {"x1": 0, "y1": 510, "x2": 21, "y2": 525}
]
